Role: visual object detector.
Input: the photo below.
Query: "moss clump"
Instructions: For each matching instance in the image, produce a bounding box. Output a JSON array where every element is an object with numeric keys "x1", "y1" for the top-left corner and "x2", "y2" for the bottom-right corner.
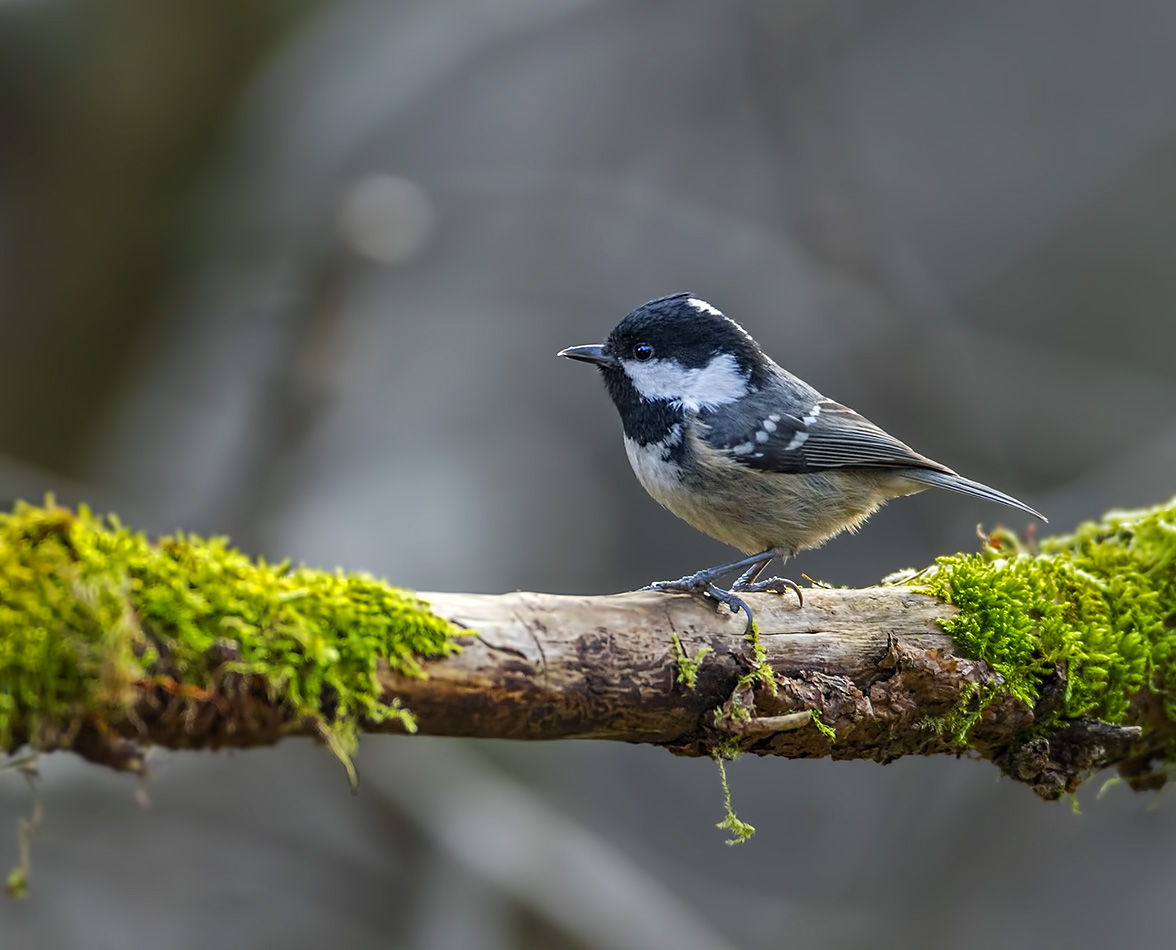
[
  {"x1": 670, "y1": 634, "x2": 712, "y2": 689},
  {"x1": 920, "y1": 497, "x2": 1176, "y2": 733},
  {"x1": 0, "y1": 499, "x2": 456, "y2": 766}
]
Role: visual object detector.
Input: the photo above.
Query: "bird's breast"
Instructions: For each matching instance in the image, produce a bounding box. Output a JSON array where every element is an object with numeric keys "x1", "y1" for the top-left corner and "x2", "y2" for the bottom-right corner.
[
  {"x1": 622, "y1": 426, "x2": 912, "y2": 555},
  {"x1": 622, "y1": 428, "x2": 763, "y2": 551},
  {"x1": 623, "y1": 428, "x2": 688, "y2": 511}
]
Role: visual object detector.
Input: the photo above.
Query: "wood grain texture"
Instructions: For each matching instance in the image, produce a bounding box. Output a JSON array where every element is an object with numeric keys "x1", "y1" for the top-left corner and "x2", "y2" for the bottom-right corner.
[
  {"x1": 393, "y1": 588, "x2": 961, "y2": 743},
  {"x1": 374, "y1": 587, "x2": 1152, "y2": 798},
  {"x1": 73, "y1": 586, "x2": 1157, "y2": 799}
]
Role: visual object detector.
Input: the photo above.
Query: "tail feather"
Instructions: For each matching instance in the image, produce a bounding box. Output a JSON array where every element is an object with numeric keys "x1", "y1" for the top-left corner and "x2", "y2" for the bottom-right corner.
[{"x1": 904, "y1": 468, "x2": 1047, "y2": 522}]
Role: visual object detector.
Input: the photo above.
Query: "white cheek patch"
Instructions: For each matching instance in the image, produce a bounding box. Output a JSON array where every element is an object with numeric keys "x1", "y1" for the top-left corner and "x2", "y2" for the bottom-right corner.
[{"x1": 622, "y1": 353, "x2": 750, "y2": 411}]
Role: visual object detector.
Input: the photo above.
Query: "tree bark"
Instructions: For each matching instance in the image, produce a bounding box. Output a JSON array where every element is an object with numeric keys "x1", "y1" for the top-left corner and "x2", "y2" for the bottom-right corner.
[
  {"x1": 8, "y1": 500, "x2": 1174, "y2": 804},
  {"x1": 377, "y1": 588, "x2": 1152, "y2": 799},
  {"x1": 50, "y1": 586, "x2": 1162, "y2": 801}
]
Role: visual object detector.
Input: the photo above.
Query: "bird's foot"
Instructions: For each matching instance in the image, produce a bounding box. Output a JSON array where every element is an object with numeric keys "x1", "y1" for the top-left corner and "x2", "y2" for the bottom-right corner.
[
  {"x1": 642, "y1": 574, "x2": 754, "y2": 632},
  {"x1": 731, "y1": 575, "x2": 804, "y2": 607}
]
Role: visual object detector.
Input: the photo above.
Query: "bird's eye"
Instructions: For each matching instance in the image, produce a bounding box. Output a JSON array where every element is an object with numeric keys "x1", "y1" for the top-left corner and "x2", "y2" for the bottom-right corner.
[{"x1": 633, "y1": 343, "x2": 654, "y2": 361}]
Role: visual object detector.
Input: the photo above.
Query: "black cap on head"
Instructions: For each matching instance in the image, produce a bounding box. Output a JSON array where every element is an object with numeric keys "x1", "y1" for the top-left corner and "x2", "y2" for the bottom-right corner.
[
  {"x1": 558, "y1": 294, "x2": 772, "y2": 444},
  {"x1": 604, "y1": 293, "x2": 766, "y2": 377}
]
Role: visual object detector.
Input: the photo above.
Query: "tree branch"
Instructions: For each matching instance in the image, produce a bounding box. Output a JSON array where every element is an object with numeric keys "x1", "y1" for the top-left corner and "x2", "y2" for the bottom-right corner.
[
  {"x1": 379, "y1": 587, "x2": 1156, "y2": 799},
  {"x1": 399, "y1": 587, "x2": 970, "y2": 746},
  {"x1": 2, "y1": 498, "x2": 1174, "y2": 801}
]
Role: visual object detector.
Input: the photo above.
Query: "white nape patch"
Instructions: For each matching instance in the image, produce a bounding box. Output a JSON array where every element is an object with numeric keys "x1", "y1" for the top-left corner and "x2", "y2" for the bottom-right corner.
[
  {"x1": 622, "y1": 353, "x2": 750, "y2": 411},
  {"x1": 784, "y1": 431, "x2": 809, "y2": 451},
  {"x1": 686, "y1": 297, "x2": 723, "y2": 317}
]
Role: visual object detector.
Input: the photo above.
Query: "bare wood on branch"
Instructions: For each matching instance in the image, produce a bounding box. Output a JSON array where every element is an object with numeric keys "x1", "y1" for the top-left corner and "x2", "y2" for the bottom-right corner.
[
  {"x1": 116, "y1": 586, "x2": 1153, "y2": 799},
  {"x1": 389, "y1": 589, "x2": 1153, "y2": 799}
]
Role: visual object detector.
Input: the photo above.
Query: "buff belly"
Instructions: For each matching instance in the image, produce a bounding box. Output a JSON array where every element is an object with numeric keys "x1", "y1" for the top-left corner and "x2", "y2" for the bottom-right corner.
[{"x1": 624, "y1": 435, "x2": 926, "y2": 556}]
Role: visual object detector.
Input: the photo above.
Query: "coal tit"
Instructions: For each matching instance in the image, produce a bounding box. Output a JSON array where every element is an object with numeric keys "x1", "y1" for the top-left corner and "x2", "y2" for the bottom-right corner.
[{"x1": 559, "y1": 293, "x2": 1046, "y2": 625}]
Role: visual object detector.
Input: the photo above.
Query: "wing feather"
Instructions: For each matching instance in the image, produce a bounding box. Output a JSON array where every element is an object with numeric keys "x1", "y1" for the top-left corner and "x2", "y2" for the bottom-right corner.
[
  {"x1": 703, "y1": 397, "x2": 947, "y2": 475},
  {"x1": 700, "y1": 396, "x2": 1046, "y2": 520}
]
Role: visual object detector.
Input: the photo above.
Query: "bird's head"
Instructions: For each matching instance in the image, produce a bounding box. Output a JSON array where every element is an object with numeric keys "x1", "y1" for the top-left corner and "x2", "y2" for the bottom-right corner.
[{"x1": 558, "y1": 294, "x2": 769, "y2": 428}]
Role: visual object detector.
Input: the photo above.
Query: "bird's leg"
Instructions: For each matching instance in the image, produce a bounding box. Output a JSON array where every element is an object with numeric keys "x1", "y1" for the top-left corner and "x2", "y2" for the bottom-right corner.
[
  {"x1": 732, "y1": 558, "x2": 771, "y2": 589},
  {"x1": 643, "y1": 549, "x2": 777, "y2": 595},
  {"x1": 641, "y1": 548, "x2": 800, "y2": 631},
  {"x1": 734, "y1": 574, "x2": 804, "y2": 602},
  {"x1": 731, "y1": 552, "x2": 804, "y2": 605}
]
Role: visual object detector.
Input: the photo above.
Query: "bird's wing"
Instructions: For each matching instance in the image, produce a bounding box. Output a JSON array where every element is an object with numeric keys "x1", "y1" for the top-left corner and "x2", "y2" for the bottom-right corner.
[
  {"x1": 700, "y1": 394, "x2": 1047, "y2": 521},
  {"x1": 701, "y1": 397, "x2": 948, "y2": 475}
]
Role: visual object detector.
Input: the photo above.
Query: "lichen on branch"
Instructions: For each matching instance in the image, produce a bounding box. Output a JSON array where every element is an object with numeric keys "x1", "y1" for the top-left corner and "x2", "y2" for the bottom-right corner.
[{"x1": 0, "y1": 499, "x2": 457, "y2": 772}]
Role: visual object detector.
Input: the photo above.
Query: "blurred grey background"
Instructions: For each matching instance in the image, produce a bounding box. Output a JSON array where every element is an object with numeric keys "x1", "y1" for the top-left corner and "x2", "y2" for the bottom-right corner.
[{"x1": 1, "y1": 1, "x2": 1175, "y2": 947}]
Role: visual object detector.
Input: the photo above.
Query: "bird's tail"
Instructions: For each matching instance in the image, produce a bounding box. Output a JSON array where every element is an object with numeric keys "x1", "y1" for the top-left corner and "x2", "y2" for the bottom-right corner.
[{"x1": 903, "y1": 468, "x2": 1047, "y2": 522}]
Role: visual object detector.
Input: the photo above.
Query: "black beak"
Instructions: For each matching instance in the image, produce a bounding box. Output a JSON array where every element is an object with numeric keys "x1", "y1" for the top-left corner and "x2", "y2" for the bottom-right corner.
[{"x1": 557, "y1": 344, "x2": 615, "y2": 367}]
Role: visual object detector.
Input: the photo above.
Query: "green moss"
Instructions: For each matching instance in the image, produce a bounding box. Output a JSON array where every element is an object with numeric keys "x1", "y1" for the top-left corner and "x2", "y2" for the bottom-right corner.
[
  {"x1": 0, "y1": 499, "x2": 457, "y2": 770},
  {"x1": 712, "y1": 752, "x2": 755, "y2": 845},
  {"x1": 809, "y1": 709, "x2": 836, "y2": 742},
  {"x1": 919, "y1": 497, "x2": 1176, "y2": 737},
  {"x1": 3, "y1": 757, "x2": 40, "y2": 899},
  {"x1": 916, "y1": 681, "x2": 1002, "y2": 746},
  {"x1": 738, "y1": 622, "x2": 777, "y2": 697},
  {"x1": 670, "y1": 634, "x2": 712, "y2": 689},
  {"x1": 706, "y1": 624, "x2": 783, "y2": 845}
]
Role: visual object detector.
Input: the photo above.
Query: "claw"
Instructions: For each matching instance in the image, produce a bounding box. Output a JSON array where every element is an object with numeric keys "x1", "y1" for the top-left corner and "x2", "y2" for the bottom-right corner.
[
  {"x1": 640, "y1": 546, "x2": 801, "y2": 633},
  {"x1": 641, "y1": 576, "x2": 754, "y2": 632},
  {"x1": 732, "y1": 575, "x2": 804, "y2": 607},
  {"x1": 702, "y1": 584, "x2": 754, "y2": 633}
]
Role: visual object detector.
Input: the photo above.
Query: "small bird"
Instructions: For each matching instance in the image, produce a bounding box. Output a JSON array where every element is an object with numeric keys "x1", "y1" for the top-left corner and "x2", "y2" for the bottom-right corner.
[{"x1": 558, "y1": 293, "x2": 1046, "y2": 626}]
